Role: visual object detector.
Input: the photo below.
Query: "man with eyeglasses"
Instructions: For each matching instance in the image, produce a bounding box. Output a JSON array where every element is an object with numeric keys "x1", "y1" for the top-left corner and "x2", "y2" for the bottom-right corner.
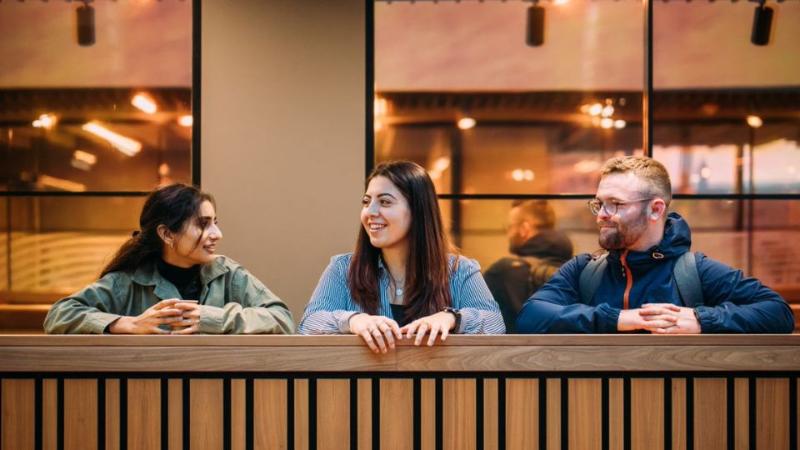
[{"x1": 515, "y1": 155, "x2": 795, "y2": 334}]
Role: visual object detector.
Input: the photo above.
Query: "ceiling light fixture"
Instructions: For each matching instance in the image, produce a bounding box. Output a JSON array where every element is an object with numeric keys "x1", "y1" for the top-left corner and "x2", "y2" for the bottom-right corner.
[
  {"x1": 76, "y1": 1, "x2": 95, "y2": 47},
  {"x1": 751, "y1": 0, "x2": 773, "y2": 46},
  {"x1": 82, "y1": 121, "x2": 142, "y2": 156},
  {"x1": 131, "y1": 93, "x2": 157, "y2": 114},
  {"x1": 526, "y1": 3, "x2": 545, "y2": 47}
]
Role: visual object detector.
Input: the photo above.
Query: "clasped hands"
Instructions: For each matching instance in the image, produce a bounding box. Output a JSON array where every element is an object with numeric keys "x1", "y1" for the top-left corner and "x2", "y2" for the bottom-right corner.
[
  {"x1": 617, "y1": 303, "x2": 701, "y2": 334},
  {"x1": 108, "y1": 299, "x2": 201, "y2": 335},
  {"x1": 348, "y1": 311, "x2": 456, "y2": 354}
]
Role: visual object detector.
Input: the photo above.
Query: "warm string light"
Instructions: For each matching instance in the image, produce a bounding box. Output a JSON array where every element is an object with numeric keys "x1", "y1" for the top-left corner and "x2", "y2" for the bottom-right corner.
[{"x1": 580, "y1": 99, "x2": 625, "y2": 130}]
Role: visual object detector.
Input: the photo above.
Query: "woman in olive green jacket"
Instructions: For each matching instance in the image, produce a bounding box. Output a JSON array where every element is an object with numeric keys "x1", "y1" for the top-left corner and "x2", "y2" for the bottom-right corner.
[{"x1": 43, "y1": 184, "x2": 295, "y2": 335}]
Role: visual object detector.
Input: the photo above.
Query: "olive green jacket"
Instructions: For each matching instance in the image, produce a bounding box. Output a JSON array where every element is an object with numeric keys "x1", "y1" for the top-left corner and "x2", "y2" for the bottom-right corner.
[{"x1": 43, "y1": 256, "x2": 295, "y2": 334}]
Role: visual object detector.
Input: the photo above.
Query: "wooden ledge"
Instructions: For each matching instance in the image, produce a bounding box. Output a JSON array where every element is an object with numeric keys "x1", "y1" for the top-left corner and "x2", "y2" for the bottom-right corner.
[{"x1": 0, "y1": 335, "x2": 798, "y2": 373}]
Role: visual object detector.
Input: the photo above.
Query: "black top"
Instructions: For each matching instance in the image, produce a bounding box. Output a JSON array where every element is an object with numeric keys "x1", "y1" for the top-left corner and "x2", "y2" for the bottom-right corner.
[
  {"x1": 390, "y1": 304, "x2": 410, "y2": 327},
  {"x1": 156, "y1": 259, "x2": 202, "y2": 300}
]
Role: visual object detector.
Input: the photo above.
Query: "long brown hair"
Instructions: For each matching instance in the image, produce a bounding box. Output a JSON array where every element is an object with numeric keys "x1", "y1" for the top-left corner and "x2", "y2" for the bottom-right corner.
[
  {"x1": 100, "y1": 184, "x2": 215, "y2": 277},
  {"x1": 347, "y1": 161, "x2": 453, "y2": 320}
]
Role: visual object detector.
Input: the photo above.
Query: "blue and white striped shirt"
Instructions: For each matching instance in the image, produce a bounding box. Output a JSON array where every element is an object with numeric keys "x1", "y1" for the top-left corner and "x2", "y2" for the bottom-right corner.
[{"x1": 299, "y1": 253, "x2": 505, "y2": 335}]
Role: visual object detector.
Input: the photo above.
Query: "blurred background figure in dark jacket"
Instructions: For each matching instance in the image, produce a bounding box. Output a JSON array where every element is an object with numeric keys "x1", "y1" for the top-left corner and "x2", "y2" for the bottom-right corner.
[{"x1": 484, "y1": 200, "x2": 573, "y2": 332}]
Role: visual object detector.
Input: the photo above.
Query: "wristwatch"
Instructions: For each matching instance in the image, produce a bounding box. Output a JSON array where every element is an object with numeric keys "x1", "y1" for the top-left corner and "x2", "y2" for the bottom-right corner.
[{"x1": 443, "y1": 307, "x2": 462, "y2": 333}]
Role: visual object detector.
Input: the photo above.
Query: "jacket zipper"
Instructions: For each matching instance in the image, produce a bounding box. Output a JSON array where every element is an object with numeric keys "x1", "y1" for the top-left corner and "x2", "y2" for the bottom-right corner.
[{"x1": 620, "y1": 250, "x2": 633, "y2": 309}]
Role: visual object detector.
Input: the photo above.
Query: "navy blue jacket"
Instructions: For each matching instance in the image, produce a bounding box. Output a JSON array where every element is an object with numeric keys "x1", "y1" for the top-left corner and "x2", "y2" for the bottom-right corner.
[{"x1": 515, "y1": 213, "x2": 795, "y2": 333}]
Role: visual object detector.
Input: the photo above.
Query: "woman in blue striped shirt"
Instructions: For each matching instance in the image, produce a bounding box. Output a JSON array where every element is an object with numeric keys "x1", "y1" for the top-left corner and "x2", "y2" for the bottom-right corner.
[{"x1": 299, "y1": 161, "x2": 504, "y2": 353}]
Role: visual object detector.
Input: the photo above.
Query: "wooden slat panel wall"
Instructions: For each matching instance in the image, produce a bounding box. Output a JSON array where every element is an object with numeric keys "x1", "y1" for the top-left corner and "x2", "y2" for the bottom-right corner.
[
  {"x1": 254, "y1": 379, "x2": 287, "y2": 450},
  {"x1": 506, "y1": 378, "x2": 538, "y2": 450},
  {"x1": 631, "y1": 379, "x2": 664, "y2": 450},
  {"x1": 42, "y1": 379, "x2": 56, "y2": 450},
  {"x1": 443, "y1": 379, "x2": 476, "y2": 450},
  {"x1": 547, "y1": 378, "x2": 561, "y2": 450},
  {"x1": 294, "y1": 379, "x2": 309, "y2": 450},
  {"x1": 128, "y1": 379, "x2": 160, "y2": 450},
  {"x1": 2, "y1": 379, "x2": 34, "y2": 450},
  {"x1": 735, "y1": 378, "x2": 749, "y2": 450},
  {"x1": 379, "y1": 379, "x2": 413, "y2": 450},
  {"x1": 64, "y1": 379, "x2": 97, "y2": 450},
  {"x1": 230, "y1": 379, "x2": 246, "y2": 450},
  {"x1": 420, "y1": 379, "x2": 436, "y2": 450},
  {"x1": 483, "y1": 378, "x2": 499, "y2": 450},
  {"x1": 0, "y1": 374, "x2": 796, "y2": 450},
  {"x1": 190, "y1": 379, "x2": 222, "y2": 450},
  {"x1": 357, "y1": 379, "x2": 372, "y2": 450},
  {"x1": 609, "y1": 379, "x2": 624, "y2": 450},
  {"x1": 167, "y1": 379, "x2": 182, "y2": 450},
  {"x1": 671, "y1": 378, "x2": 686, "y2": 450},
  {"x1": 694, "y1": 378, "x2": 727, "y2": 450},
  {"x1": 569, "y1": 379, "x2": 602, "y2": 450},
  {"x1": 756, "y1": 378, "x2": 789, "y2": 450},
  {"x1": 317, "y1": 379, "x2": 350, "y2": 450}
]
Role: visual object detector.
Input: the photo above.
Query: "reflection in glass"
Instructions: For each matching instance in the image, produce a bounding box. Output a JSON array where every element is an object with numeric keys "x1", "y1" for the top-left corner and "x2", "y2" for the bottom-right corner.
[
  {"x1": 375, "y1": 0, "x2": 644, "y2": 195},
  {"x1": 653, "y1": 1, "x2": 800, "y2": 194},
  {"x1": 4, "y1": 197, "x2": 145, "y2": 294},
  {"x1": 0, "y1": 1, "x2": 193, "y2": 192},
  {"x1": 444, "y1": 198, "x2": 800, "y2": 295}
]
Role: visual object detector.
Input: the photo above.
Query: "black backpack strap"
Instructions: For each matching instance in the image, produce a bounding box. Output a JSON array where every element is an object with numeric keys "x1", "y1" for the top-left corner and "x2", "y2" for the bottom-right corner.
[
  {"x1": 578, "y1": 253, "x2": 608, "y2": 303},
  {"x1": 673, "y1": 251, "x2": 703, "y2": 307}
]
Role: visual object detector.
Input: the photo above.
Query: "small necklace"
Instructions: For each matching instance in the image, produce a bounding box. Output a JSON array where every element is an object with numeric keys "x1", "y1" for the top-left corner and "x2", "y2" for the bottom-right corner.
[{"x1": 390, "y1": 275, "x2": 405, "y2": 298}]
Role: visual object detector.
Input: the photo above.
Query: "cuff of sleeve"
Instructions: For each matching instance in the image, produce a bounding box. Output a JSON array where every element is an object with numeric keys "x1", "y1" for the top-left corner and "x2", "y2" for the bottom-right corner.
[
  {"x1": 336, "y1": 311, "x2": 361, "y2": 334},
  {"x1": 596, "y1": 304, "x2": 621, "y2": 333},
  {"x1": 92, "y1": 312, "x2": 122, "y2": 334},
  {"x1": 694, "y1": 306, "x2": 712, "y2": 333},
  {"x1": 199, "y1": 305, "x2": 225, "y2": 334}
]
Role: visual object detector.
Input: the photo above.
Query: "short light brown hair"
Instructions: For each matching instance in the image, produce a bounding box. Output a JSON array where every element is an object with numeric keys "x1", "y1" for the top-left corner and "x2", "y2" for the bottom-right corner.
[
  {"x1": 600, "y1": 156, "x2": 672, "y2": 205},
  {"x1": 511, "y1": 199, "x2": 556, "y2": 229}
]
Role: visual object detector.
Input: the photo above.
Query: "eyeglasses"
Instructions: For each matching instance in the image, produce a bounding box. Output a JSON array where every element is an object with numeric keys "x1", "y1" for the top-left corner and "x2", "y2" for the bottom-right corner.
[{"x1": 587, "y1": 198, "x2": 652, "y2": 216}]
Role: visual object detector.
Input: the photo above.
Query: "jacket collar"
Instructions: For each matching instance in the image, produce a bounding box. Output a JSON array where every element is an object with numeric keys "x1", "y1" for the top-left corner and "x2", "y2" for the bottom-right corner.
[
  {"x1": 605, "y1": 212, "x2": 692, "y2": 269},
  {"x1": 131, "y1": 257, "x2": 229, "y2": 299}
]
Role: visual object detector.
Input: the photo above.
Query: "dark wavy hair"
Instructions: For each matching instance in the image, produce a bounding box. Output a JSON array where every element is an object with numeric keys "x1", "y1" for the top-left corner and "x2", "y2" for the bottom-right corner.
[
  {"x1": 347, "y1": 161, "x2": 454, "y2": 321},
  {"x1": 100, "y1": 183, "x2": 215, "y2": 277}
]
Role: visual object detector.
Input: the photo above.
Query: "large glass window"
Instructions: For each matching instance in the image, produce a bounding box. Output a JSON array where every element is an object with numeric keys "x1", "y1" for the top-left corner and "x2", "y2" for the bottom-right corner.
[
  {"x1": 374, "y1": 0, "x2": 800, "y2": 302},
  {"x1": 0, "y1": 1, "x2": 193, "y2": 299}
]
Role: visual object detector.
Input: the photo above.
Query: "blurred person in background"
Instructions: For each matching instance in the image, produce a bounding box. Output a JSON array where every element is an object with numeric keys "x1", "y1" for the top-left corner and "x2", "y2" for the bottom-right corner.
[{"x1": 484, "y1": 200, "x2": 573, "y2": 332}]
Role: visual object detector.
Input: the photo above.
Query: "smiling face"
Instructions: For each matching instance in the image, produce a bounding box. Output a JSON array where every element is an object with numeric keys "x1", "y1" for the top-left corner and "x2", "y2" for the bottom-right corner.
[
  {"x1": 360, "y1": 175, "x2": 412, "y2": 251},
  {"x1": 595, "y1": 172, "x2": 653, "y2": 250},
  {"x1": 161, "y1": 200, "x2": 222, "y2": 267}
]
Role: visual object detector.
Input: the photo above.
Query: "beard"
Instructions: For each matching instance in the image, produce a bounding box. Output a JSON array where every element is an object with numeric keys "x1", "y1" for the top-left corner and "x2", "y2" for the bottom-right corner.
[{"x1": 598, "y1": 209, "x2": 649, "y2": 250}]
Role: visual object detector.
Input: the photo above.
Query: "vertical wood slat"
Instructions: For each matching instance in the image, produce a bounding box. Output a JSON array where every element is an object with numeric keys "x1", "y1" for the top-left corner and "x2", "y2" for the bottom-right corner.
[
  {"x1": 483, "y1": 378, "x2": 499, "y2": 450},
  {"x1": 2, "y1": 379, "x2": 35, "y2": 450},
  {"x1": 630, "y1": 379, "x2": 664, "y2": 450},
  {"x1": 128, "y1": 379, "x2": 160, "y2": 450},
  {"x1": 756, "y1": 378, "x2": 789, "y2": 450},
  {"x1": 694, "y1": 378, "x2": 727, "y2": 450},
  {"x1": 671, "y1": 379, "x2": 686, "y2": 450},
  {"x1": 168, "y1": 379, "x2": 182, "y2": 450},
  {"x1": 317, "y1": 379, "x2": 350, "y2": 450},
  {"x1": 380, "y1": 379, "x2": 413, "y2": 450},
  {"x1": 254, "y1": 380, "x2": 287, "y2": 450},
  {"x1": 357, "y1": 379, "x2": 372, "y2": 450},
  {"x1": 547, "y1": 378, "x2": 562, "y2": 450},
  {"x1": 105, "y1": 379, "x2": 120, "y2": 450},
  {"x1": 506, "y1": 378, "x2": 537, "y2": 450},
  {"x1": 64, "y1": 379, "x2": 98, "y2": 450},
  {"x1": 734, "y1": 378, "x2": 749, "y2": 450},
  {"x1": 190, "y1": 379, "x2": 223, "y2": 450},
  {"x1": 569, "y1": 379, "x2": 602, "y2": 450},
  {"x1": 443, "y1": 379, "x2": 476, "y2": 450},
  {"x1": 420, "y1": 379, "x2": 436, "y2": 450},
  {"x1": 294, "y1": 379, "x2": 309, "y2": 450},
  {"x1": 231, "y1": 379, "x2": 246, "y2": 450},
  {"x1": 42, "y1": 379, "x2": 57, "y2": 450},
  {"x1": 608, "y1": 379, "x2": 624, "y2": 450}
]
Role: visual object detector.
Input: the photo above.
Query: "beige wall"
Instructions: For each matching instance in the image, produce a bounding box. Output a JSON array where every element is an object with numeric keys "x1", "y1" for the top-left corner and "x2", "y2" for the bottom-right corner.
[{"x1": 201, "y1": 0, "x2": 365, "y2": 318}]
